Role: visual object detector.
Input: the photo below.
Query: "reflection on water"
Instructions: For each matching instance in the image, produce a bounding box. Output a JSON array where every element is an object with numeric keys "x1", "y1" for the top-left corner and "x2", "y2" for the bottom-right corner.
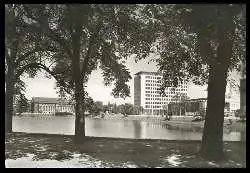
[
  {"x1": 161, "y1": 123, "x2": 203, "y2": 132},
  {"x1": 133, "y1": 121, "x2": 141, "y2": 139},
  {"x1": 12, "y1": 116, "x2": 245, "y2": 141}
]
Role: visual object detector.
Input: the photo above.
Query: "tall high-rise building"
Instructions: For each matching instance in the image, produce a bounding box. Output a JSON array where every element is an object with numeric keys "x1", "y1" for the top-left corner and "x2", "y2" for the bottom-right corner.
[{"x1": 134, "y1": 71, "x2": 188, "y2": 115}]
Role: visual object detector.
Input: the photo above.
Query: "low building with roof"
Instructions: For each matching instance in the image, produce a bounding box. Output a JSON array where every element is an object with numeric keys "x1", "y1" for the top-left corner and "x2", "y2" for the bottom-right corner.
[
  {"x1": 184, "y1": 98, "x2": 230, "y2": 116},
  {"x1": 31, "y1": 97, "x2": 74, "y2": 115}
]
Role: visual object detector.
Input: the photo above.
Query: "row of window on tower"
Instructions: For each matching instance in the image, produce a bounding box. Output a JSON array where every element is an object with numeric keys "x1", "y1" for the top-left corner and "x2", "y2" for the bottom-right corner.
[
  {"x1": 145, "y1": 92, "x2": 187, "y2": 98},
  {"x1": 146, "y1": 97, "x2": 173, "y2": 100},
  {"x1": 145, "y1": 76, "x2": 162, "y2": 79},
  {"x1": 145, "y1": 102, "x2": 170, "y2": 105},
  {"x1": 145, "y1": 89, "x2": 186, "y2": 94},
  {"x1": 145, "y1": 76, "x2": 186, "y2": 84},
  {"x1": 145, "y1": 83, "x2": 187, "y2": 89}
]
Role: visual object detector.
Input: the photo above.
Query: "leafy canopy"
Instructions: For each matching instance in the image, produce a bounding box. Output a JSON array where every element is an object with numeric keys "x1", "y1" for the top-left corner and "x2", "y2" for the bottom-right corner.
[
  {"x1": 139, "y1": 4, "x2": 245, "y2": 91},
  {"x1": 22, "y1": 4, "x2": 158, "y2": 100}
]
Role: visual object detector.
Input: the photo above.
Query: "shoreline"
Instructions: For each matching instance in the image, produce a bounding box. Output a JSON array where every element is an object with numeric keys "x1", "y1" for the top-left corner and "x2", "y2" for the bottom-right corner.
[{"x1": 5, "y1": 132, "x2": 246, "y2": 143}]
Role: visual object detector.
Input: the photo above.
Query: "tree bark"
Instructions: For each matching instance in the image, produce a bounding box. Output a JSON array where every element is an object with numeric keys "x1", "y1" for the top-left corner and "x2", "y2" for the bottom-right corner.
[
  {"x1": 71, "y1": 12, "x2": 85, "y2": 144},
  {"x1": 200, "y1": 34, "x2": 233, "y2": 161},
  {"x1": 74, "y1": 82, "x2": 85, "y2": 144},
  {"x1": 200, "y1": 63, "x2": 227, "y2": 160},
  {"x1": 5, "y1": 65, "x2": 15, "y2": 133}
]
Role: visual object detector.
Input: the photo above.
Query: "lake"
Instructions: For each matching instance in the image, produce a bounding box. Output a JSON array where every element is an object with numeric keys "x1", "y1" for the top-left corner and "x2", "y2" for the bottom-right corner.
[{"x1": 12, "y1": 116, "x2": 245, "y2": 141}]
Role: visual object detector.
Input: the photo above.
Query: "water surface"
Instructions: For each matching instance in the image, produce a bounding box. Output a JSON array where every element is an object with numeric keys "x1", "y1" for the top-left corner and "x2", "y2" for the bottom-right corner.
[{"x1": 12, "y1": 116, "x2": 245, "y2": 141}]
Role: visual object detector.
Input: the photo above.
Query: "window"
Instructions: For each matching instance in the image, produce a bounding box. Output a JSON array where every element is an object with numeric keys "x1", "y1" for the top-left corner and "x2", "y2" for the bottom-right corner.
[{"x1": 146, "y1": 76, "x2": 150, "y2": 78}]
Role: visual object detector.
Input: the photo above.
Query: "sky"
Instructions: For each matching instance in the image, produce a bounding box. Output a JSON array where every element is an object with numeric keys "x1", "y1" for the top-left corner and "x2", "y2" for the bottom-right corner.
[{"x1": 21, "y1": 55, "x2": 241, "y2": 105}]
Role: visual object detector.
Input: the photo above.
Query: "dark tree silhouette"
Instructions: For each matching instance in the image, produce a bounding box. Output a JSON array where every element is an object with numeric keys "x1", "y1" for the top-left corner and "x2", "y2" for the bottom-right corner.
[{"x1": 139, "y1": 4, "x2": 245, "y2": 160}]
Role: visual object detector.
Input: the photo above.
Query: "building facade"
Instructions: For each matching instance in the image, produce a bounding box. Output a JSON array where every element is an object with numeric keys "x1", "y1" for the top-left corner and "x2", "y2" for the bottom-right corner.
[
  {"x1": 185, "y1": 98, "x2": 230, "y2": 116},
  {"x1": 31, "y1": 97, "x2": 74, "y2": 115},
  {"x1": 134, "y1": 71, "x2": 188, "y2": 115}
]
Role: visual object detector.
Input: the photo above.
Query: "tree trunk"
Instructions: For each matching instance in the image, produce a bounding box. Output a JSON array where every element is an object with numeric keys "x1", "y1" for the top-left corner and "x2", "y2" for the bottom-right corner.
[
  {"x1": 200, "y1": 30, "x2": 233, "y2": 160},
  {"x1": 200, "y1": 63, "x2": 227, "y2": 160},
  {"x1": 71, "y1": 13, "x2": 85, "y2": 144},
  {"x1": 184, "y1": 103, "x2": 186, "y2": 116},
  {"x1": 74, "y1": 83, "x2": 85, "y2": 144},
  {"x1": 5, "y1": 66, "x2": 15, "y2": 133}
]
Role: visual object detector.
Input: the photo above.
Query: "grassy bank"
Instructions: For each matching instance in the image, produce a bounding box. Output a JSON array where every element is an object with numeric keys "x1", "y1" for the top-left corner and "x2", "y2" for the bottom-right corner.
[{"x1": 5, "y1": 132, "x2": 246, "y2": 168}]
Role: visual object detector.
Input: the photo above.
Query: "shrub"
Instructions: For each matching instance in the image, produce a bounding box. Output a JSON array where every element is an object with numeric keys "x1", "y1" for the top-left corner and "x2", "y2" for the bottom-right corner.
[{"x1": 55, "y1": 112, "x2": 73, "y2": 116}]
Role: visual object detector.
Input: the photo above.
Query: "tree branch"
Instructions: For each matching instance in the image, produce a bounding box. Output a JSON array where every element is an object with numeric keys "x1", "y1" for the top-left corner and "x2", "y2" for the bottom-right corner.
[
  {"x1": 5, "y1": 47, "x2": 11, "y2": 66},
  {"x1": 14, "y1": 62, "x2": 70, "y2": 94},
  {"x1": 45, "y1": 28, "x2": 73, "y2": 57},
  {"x1": 15, "y1": 63, "x2": 49, "y2": 80},
  {"x1": 197, "y1": 32, "x2": 215, "y2": 65},
  {"x1": 48, "y1": 60, "x2": 58, "y2": 68},
  {"x1": 80, "y1": 20, "x2": 103, "y2": 79},
  {"x1": 14, "y1": 46, "x2": 57, "y2": 67}
]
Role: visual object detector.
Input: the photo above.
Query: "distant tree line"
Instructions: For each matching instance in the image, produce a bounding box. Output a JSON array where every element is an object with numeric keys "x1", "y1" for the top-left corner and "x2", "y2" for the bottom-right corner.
[{"x1": 87, "y1": 101, "x2": 143, "y2": 116}]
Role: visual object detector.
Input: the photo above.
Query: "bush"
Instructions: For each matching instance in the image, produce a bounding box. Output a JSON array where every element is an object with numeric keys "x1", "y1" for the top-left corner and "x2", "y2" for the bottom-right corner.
[
  {"x1": 235, "y1": 109, "x2": 241, "y2": 117},
  {"x1": 236, "y1": 118, "x2": 246, "y2": 123},
  {"x1": 55, "y1": 112, "x2": 73, "y2": 116}
]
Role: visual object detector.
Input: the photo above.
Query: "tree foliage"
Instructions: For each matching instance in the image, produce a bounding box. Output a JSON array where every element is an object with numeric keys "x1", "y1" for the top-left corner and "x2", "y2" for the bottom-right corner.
[
  {"x1": 138, "y1": 4, "x2": 245, "y2": 88},
  {"x1": 140, "y1": 4, "x2": 246, "y2": 160},
  {"x1": 16, "y1": 93, "x2": 29, "y2": 114},
  {"x1": 89, "y1": 101, "x2": 104, "y2": 116},
  {"x1": 21, "y1": 4, "x2": 157, "y2": 99},
  {"x1": 171, "y1": 93, "x2": 190, "y2": 115}
]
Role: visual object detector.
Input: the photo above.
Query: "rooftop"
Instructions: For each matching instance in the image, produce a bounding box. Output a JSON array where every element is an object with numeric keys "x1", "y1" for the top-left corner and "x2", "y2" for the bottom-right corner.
[
  {"x1": 134, "y1": 71, "x2": 162, "y2": 76},
  {"x1": 32, "y1": 97, "x2": 59, "y2": 104}
]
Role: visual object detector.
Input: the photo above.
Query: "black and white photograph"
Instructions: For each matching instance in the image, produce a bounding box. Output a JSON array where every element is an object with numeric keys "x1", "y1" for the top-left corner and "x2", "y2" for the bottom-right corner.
[{"x1": 5, "y1": 4, "x2": 246, "y2": 168}]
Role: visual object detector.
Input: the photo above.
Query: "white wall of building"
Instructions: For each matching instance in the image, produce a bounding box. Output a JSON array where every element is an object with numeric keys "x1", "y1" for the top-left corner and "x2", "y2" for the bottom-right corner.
[{"x1": 135, "y1": 72, "x2": 188, "y2": 115}]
